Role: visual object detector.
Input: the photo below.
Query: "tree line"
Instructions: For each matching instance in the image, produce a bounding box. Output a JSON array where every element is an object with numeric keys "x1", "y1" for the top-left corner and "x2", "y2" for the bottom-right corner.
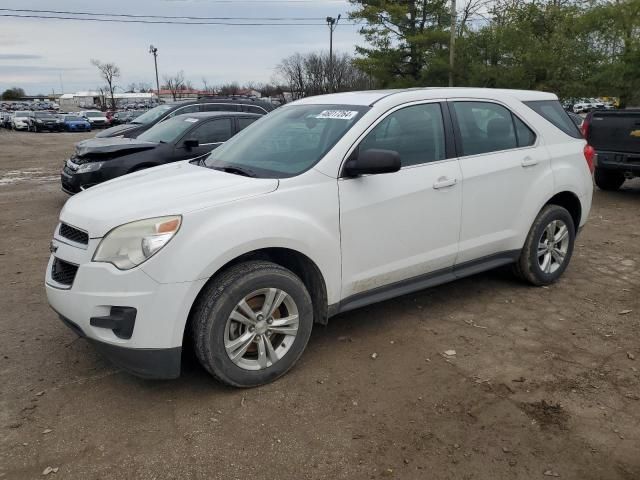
[{"x1": 349, "y1": 0, "x2": 640, "y2": 107}]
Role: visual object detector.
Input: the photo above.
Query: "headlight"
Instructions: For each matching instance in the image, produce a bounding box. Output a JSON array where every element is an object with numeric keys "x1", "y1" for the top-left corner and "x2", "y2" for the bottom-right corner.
[
  {"x1": 93, "y1": 216, "x2": 182, "y2": 270},
  {"x1": 36, "y1": 119, "x2": 43, "y2": 123},
  {"x1": 76, "y1": 162, "x2": 103, "y2": 173}
]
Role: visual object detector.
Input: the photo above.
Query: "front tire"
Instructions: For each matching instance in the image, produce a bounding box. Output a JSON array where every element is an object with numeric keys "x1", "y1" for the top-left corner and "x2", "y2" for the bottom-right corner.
[
  {"x1": 594, "y1": 168, "x2": 625, "y2": 191},
  {"x1": 514, "y1": 205, "x2": 575, "y2": 286},
  {"x1": 191, "y1": 261, "x2": 314, "y2": 387}
]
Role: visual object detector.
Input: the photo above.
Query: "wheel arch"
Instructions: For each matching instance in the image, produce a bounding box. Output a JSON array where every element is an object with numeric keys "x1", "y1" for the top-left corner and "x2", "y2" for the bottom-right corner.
[
  {"x1": 544, "y1": 190, "x2": 582, "y2": 232},
  {"x1": 183, "y1": 247, "x2": 330, "y2": 347}
]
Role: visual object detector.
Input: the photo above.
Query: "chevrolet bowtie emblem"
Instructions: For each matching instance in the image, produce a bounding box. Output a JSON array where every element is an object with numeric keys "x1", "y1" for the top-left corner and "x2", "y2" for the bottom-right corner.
[{"x1": 49, "y1": 241, "x2": 58, "y2": 254}]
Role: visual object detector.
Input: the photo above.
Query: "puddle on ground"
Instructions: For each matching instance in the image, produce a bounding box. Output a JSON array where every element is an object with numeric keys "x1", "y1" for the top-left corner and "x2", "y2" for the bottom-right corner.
[{"x1": 0, "y1": 168, "x2": 59, "y2": 186}]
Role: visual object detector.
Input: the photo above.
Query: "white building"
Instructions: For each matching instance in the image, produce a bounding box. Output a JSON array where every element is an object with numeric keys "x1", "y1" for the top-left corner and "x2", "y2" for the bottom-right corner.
[{"x1": 58, "y1": 91, "x2": 157, "y2": 110}]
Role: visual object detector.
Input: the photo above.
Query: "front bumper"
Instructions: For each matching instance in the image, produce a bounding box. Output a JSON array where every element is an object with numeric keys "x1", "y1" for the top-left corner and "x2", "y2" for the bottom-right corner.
[
  {"x1": 56, "y1": 313, "x2": 182, "y2": 379},
  {"x1": 45, "y1": 229, "x2": 207, "y2": 379},
  {"x1": 60, "y1": 167, "x2": 103, "y2": 194}
]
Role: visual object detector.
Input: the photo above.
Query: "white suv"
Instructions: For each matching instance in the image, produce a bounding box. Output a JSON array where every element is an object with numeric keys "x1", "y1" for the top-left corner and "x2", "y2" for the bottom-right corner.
[{"x1": 46, "y1": 88, "x2": 594, "y2": 387}]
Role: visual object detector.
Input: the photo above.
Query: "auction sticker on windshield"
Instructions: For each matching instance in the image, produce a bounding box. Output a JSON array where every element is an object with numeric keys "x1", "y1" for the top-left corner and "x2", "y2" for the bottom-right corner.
[{"x1": 315, "y1": 110, "x2": 359, "y2": 120}]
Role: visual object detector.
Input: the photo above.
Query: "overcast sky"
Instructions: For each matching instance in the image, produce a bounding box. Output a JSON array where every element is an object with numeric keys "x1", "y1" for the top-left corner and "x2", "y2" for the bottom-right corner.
[{"x1": 0, "y1": 0, "x2": 362, "y2": 95}]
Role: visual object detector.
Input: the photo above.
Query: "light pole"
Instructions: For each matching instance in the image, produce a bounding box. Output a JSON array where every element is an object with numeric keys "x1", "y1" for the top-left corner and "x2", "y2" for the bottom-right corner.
[
  {"x1": 149, "y1": 45, "x2": 160, "y2": 101},
  {"x1": 449, "y1": 0, "x2": 456, "y2": 87},
  {"x1": 326, "y1": 14, "x2": 341, "y2": 93}
]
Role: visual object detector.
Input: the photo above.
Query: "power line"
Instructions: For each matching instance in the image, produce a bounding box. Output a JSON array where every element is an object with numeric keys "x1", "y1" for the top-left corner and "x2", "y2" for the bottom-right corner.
[
  {"x1": 0, "y1": 8, "x2": 330, "y2": 21},
  {"x1": 0, "y1": 14, "x2": 360, "y2": 26}
]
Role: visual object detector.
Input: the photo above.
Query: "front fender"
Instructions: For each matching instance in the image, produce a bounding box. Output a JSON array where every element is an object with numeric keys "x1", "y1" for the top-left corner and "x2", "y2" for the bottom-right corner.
[{"x1": 141, "y1": 173, "x2": 342, "y2": 304}]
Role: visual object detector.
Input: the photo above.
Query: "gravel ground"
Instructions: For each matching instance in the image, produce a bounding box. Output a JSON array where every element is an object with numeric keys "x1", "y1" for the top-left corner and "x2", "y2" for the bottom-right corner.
[{"x1": 0, "y1": 128, "x2": 639, "y2": 480}]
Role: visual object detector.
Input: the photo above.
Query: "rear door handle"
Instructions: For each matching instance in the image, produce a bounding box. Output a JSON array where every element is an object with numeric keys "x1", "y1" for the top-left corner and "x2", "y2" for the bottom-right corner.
[
  {"x1": 433, "y1": 177, "x2": 457, "y2": 189},
  {"x1": 521, "y1": 156, "x2": 538, "y2": 167}
]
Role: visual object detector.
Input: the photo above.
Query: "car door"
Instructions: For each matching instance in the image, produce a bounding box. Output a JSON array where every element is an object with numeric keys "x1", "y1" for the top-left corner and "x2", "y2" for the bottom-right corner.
[
  {"x1": 339, "y1": 101, "x2": 463, "y2": 299},
  {"x1": 175, "y1": 117, "x2": 234, "y2": 161},
  {"x1": 449, "y1": 100, "x2": 552, "y2": 264}
]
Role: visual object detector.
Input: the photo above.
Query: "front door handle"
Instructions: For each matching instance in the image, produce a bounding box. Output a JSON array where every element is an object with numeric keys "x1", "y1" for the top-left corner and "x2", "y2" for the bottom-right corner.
[
  {"x1": 433, "y1": 177, "x2": 457, "y2": 189},
  {"x1": 521, "y1": 156, "x2": 538, "y2": 167}
]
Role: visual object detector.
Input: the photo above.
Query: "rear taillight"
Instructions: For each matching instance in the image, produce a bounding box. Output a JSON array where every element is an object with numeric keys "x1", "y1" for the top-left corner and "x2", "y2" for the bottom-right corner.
[
  {"x1": 584, "y1": 144, "x2": 595, "y2": 174},
  {"x1": 580, "y1": 114, "x2": 590, "y2": 138}
]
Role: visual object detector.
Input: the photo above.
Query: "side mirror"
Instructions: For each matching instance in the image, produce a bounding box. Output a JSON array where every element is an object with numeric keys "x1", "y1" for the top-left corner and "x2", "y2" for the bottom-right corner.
[
  {"x1": 183, "y1": 138, "x2": 199, "y2": 149},
  {"x1": 343, "y1": 148, "x2": 401, "y2": 177}
]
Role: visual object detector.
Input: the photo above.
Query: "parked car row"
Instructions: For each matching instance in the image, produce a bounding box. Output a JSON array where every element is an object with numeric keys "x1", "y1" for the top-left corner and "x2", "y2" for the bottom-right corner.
[
  {"x1": 562, "y1": 97, "x2": 616, "y2": 114},
  {"x1": 0, "y1": 110, "x2": 92, "y2": 132},
  {"x1": 1, "y1": 100, "x2": 60, "y2": 111}
]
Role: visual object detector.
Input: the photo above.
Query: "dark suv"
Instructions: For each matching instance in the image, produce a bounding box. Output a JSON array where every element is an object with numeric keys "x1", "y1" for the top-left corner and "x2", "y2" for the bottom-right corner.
[{"x1": 96, "y1": 97, "x2": 275, "y2": 139}]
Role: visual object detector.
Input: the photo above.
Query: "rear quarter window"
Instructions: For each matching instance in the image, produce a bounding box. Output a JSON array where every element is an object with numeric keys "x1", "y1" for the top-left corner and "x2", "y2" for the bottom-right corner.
[{"x1": 524, "y1": 100, "x2": 582, "y2": 139}]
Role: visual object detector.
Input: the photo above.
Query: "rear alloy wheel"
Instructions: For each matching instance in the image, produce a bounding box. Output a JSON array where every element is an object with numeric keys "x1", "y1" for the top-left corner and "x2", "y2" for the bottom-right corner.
[
  {"x1": 594, "y1": 168, "x2": 625, "y2": 191},
  {"x1": 192, "y1": 261, "x2": 313, "y2": 387},
  {"x1": 515, "y1": 204, "x2": 575, "y2": 286}
]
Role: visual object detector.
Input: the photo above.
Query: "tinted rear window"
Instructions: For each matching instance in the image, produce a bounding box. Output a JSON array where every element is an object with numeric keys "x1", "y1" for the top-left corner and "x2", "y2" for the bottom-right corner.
[{"x1": 524, "y1": 100, "x2": 582, "y2": 139}]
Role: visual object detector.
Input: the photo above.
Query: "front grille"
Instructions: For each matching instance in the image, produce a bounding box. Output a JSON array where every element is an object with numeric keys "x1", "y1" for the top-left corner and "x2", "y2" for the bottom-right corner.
[
  {"x1": 51, "y1": 258, "x2": 78, "y2": 286},
  {"x1": 59, "y1": 223, "x2": 88, "y2": 245}
]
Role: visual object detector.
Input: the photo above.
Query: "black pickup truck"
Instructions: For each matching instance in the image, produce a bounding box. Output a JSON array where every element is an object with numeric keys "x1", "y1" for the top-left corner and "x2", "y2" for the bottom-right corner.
[{"x1": 584, "y1": 109, "x2": 640, "y2": 190}]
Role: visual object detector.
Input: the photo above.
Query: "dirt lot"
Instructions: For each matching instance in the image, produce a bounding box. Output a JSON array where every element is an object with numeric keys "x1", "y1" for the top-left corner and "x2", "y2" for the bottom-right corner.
[{"x1": 0, "y1": 128, "x2": 638, "y2": 480}]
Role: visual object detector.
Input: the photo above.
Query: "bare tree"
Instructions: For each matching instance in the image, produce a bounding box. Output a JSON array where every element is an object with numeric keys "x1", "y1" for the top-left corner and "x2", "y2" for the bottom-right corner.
[
  {"x1": 91, "y1": 59, "x2": 120, "y2": 110},
  {"x1": 162, "y1": 71, "x2": 185, "y2": 101},
  {"x1": 276, "y1": 51, "x2": 369, "y2": 98},
  {"x1": 219, "y1": 82, "x2": 241, "y2": 96},
  {"x1": 95, "y1": 87, "x2": 107, "y2": 109},
  {"x1": 201, "y1": 78, "x2": 217, "y2": 95},
  {"x1": 137, "y1": 82, "x2": 151, "y2": 93}
]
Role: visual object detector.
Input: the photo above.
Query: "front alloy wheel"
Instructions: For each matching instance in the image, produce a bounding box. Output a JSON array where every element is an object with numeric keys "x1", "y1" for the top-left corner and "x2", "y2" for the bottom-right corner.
[
  {"x1": 224, "y1": 288, "x2": 299, "y2": 371},
  {"x1": 192, "y1": 261, "x2": 313, "y2": 387}
]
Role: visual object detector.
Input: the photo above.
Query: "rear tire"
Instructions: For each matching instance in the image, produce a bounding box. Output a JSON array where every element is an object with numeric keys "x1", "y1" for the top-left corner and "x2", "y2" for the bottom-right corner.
[
  {"x1": 514, "y1": 205, "x2": 575, "y2": 286},
  {"x1": 191, "y1": 261, "x2": 314, "y2": 387},
  {"x1": 594, "y1": 168, "x2": 625, "y2": 191}
]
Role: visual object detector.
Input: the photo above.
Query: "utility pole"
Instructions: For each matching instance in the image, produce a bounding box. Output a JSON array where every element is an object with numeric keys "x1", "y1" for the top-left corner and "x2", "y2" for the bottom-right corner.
[
  {"x1": 449, "y1": 0, "x2": 456, "y2": 87},
  {"x1": 326, "y1": 14, "x2": 341, "y2": 93},
  {"x1": 149, "y1": 45, "x2": 160, "y2": 101}
]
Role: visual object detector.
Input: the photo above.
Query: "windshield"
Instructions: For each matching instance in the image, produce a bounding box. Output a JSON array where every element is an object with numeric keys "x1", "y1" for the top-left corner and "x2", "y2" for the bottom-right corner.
[
  {"x1": 204, "y1": 104, "x2": 368, "y2": 178},
  {"x1": 64, "y1": 115, "x2": 83, "y2": 121},
  {"x1": 84, "y1": 112, "x2": 103, "y2": 118},
  {"x1": 35, "y1": 112, "x2": 54, "y2": 119},
  {"x1": 15, "y1": 111, "x2": 31, "y2": 117},
  {"x1": 132, "y1": 104, "x2": 173, "y2": 124},
  {"x1": 137, "y1": 115, "x2": 199, "y2": 143}
]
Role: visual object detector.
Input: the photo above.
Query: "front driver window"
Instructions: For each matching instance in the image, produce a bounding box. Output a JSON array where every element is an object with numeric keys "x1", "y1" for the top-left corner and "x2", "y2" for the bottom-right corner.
[
  {"x1": 358, "y1": 103, "x2": 446, "y2": 167},
  {"x1": 189, "y1": 118, "x2": 233, "y2": 144}
]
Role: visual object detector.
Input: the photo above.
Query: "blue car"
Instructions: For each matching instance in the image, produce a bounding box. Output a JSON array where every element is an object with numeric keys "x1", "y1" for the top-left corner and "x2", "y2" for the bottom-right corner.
[{"x1": 62, "y1": 114, "x2": 91, "y2": 132}]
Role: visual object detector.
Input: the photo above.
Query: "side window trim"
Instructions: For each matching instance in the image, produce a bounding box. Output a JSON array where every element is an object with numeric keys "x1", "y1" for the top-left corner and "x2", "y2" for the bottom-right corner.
[
  {"x1": 448, "y1": 99, "x2": 538, "y2": 158},
  {"x1": 339, "y1": 100, "x2": 454, "y2": 177}
]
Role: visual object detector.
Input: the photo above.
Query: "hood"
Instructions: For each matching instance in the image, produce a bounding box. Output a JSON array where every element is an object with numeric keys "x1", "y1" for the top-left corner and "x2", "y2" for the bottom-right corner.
[
  {"x1": 75, "y1": 137, "x2": 158, "y2": 158},
  {"x1": 59, "y1": 161, "x2": 279, "y2": 237},
  {"x1": 96, "y1": 122, "x2": 142, "y2": 138}
]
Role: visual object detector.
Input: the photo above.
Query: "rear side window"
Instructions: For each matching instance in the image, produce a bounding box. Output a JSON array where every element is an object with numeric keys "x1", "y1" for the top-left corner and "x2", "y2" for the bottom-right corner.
[
  {"x1": 514, "y1": 116, "x2": 536, "y2": 147},
  {"x1": 524, "y1": 100, "x2": 582, "y2": 139},
  {"x1": 245, "y1": 105, "x2": 267, "y2": 114},
  {"x1": 453, "y1": 102, "x2": 518, "y2": 155},
  {"x1": 359, "y1": 103, "x2": 446, "y2": 167}
]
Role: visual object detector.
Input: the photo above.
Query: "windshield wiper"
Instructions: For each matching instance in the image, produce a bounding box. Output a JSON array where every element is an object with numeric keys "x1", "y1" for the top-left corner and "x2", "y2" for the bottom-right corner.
[{"x1": 212, "y1": 165, "x2": 256, "y2": 177}]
